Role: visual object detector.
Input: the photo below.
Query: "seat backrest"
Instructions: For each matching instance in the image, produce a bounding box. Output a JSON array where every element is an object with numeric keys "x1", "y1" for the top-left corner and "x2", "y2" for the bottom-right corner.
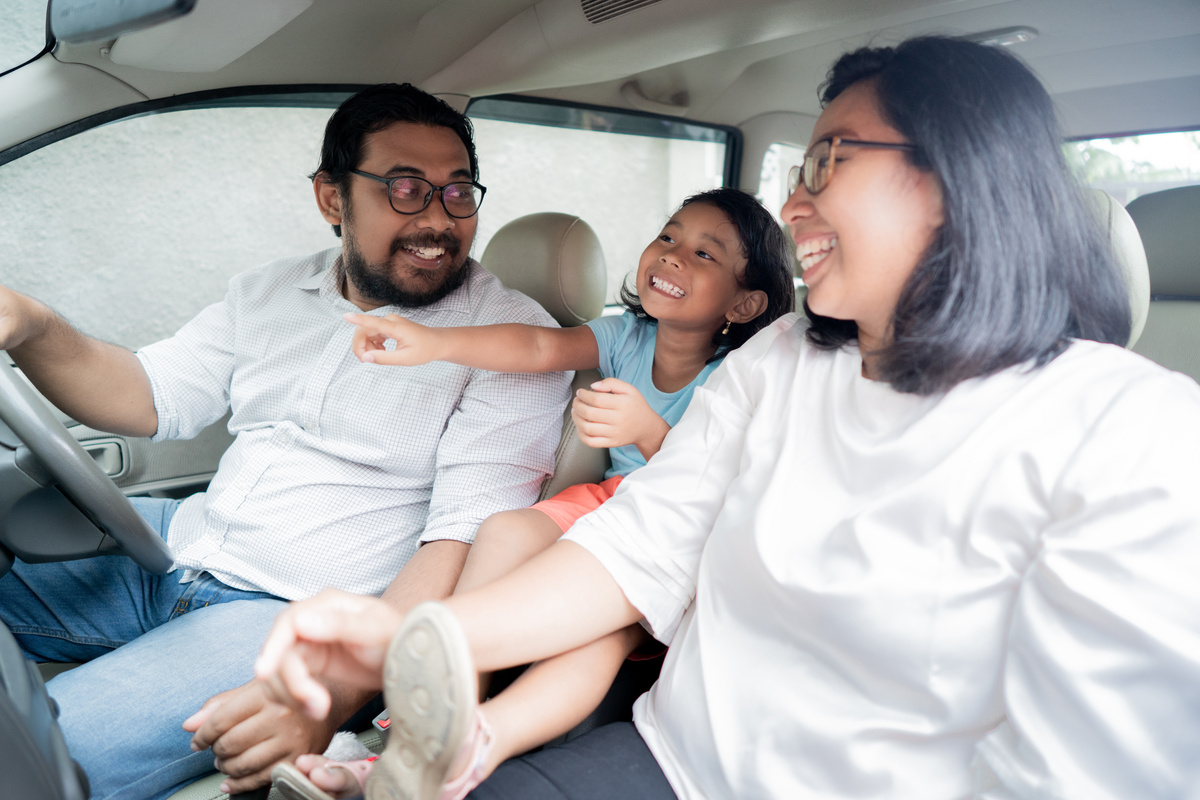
[
  {"x1": 1124, "y1": 185, "x2": 1200, "y2": 381},
  {"x1": 1083, "y1": 188, "x2": 1151, "y2": 348},
  {"x1": 480, "y1": 213, "x2": 611, "y2": 498}
]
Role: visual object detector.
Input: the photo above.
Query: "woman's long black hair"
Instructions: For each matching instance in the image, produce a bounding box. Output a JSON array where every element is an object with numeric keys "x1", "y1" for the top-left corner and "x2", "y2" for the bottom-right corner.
[
  {"x1": 805, "y1": 37, "x2": 1131, "y2": 394},
  {"x1": 620, "y1": 187, "x2": 795, "y2": 361}
]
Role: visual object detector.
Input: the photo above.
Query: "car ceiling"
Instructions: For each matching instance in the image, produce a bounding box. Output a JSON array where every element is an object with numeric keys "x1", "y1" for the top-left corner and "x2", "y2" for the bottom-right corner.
[{"x1": 14, "y1": 0, "x2": 1200, "y2": 149}]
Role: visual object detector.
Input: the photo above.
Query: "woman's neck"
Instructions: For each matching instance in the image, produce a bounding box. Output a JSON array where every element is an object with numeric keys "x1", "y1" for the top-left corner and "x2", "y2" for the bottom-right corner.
[{"x1": 857, "y1": 325, "x2": 887, "y2": 381}]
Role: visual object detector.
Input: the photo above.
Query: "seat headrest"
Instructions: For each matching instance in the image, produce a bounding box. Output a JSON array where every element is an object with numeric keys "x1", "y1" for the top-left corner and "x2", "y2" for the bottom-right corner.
[
  {"x1": 1125, "y1": 185, "x2": 1200, "y2": 299},
  {"x1": 481, "y1": 213, "x2": 607, "y2": 327},
  {"x1": 1084, "y1": 188, "x2": 1150, "y2": 348}
]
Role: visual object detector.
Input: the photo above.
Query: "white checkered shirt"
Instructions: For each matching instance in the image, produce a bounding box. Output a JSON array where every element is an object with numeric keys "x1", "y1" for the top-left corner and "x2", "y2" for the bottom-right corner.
[{"x1": 136, "y1": 247, "x2": 570, "y2": 600}]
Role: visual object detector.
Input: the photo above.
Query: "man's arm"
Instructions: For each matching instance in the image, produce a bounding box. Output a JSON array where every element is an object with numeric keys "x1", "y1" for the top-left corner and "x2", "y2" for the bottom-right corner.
[
  {"x1": 0, "y1": 285, "x2": 158, "y2": 436},
  {"x1": 185, "y1": 539, "x2": 470, "y2": 794}
]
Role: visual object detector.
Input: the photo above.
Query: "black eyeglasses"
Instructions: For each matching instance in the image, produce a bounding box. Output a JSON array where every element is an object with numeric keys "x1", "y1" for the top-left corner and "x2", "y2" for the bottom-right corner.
[
  {"x1": 350, "y1": 170, "x2": 487, "y2": 219},
  {"x1": 787, "y1": 137, "x2": 917, "y2": 196}
]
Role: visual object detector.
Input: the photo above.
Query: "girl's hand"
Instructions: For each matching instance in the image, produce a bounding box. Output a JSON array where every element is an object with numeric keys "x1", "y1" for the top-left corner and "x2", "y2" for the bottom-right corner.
[
  {"x1": 254, "y1": 588, "x2": 404, "y2": 720},
  {"x1": 572, "y1": 378, "x2": 671, "y2": 460},
  {"x1": 345, "y1": 312, "x2": 437, "y2": 366}
]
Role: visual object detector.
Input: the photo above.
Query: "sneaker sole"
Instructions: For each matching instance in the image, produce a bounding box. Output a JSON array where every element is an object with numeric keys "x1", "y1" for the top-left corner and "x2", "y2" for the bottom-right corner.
[{"x1": 367, "y1": 602, "x2": 475, "y2": 800}]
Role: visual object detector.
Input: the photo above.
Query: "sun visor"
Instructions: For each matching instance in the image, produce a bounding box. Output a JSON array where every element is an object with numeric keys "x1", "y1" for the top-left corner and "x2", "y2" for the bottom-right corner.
[{"x1": 107, "y1": 0, "x2": 311, "y2": 73}]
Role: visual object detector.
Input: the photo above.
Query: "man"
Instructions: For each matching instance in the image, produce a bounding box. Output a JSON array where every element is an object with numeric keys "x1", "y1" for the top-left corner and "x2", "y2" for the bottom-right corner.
[{"x1": 0, "y1": 84, "x2": 570, "y2": 799}]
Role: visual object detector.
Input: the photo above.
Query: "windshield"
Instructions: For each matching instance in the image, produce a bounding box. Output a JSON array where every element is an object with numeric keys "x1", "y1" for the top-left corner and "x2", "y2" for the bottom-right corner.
[{"x1": 0, "y1": 0, "x2": 48, "y2": 75}]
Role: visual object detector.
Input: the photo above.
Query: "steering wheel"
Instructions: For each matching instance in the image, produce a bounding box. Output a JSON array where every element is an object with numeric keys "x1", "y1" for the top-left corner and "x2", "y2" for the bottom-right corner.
[{"x1": 0, "y1": 361, "x2": 174, "y2": 573}]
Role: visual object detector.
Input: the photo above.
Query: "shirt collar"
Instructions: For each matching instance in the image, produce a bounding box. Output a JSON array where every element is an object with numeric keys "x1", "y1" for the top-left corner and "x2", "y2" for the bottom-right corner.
[{"x1": 297, "y1": 246, "x2": 480, "y2": 319}]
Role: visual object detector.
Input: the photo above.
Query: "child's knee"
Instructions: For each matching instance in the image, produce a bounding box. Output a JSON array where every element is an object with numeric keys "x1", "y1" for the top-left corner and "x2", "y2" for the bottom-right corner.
[{"x1": 474, "y1": 509, "x2": 529, "y2": 545}]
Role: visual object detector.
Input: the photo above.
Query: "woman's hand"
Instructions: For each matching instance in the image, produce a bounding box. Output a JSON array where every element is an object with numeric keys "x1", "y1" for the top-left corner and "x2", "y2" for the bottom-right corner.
[
  {"x1": 345, "y1": 312, "x2": 439, "y2": 366},
  {"x1": 254, "y1": 588, "x2": 404, "y2": 720},
  {"x1": 572, "y1": 378, "x2": 671, "y2": 460}
]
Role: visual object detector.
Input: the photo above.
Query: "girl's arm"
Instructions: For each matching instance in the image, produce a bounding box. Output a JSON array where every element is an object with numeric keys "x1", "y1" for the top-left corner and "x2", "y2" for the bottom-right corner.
[{"x1": 346, "y1": 312, "x2": 600, "y2": 373}]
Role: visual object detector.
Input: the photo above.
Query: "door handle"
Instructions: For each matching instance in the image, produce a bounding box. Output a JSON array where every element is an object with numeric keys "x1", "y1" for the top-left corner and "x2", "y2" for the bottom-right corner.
[{"x1": 81, "y1": 439, "x2": 127, "y2": 479}]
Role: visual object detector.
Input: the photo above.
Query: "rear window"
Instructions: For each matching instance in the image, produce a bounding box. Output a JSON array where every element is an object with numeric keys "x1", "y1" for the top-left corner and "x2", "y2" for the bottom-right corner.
[{"x1": 469, "y1": 97, "x2": 735, "y2": 304}]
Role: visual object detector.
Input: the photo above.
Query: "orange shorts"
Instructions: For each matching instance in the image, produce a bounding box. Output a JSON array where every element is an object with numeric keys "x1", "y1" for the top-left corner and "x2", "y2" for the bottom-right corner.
[{"x1": 531, "y1": 475, "x2": 624, "y2": 533}]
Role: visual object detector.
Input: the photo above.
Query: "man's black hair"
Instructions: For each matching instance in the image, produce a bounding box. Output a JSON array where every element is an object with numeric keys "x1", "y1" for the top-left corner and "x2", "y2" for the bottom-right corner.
[{"x1": 311, "y1": 83, "x2": 478, "y2": 237}]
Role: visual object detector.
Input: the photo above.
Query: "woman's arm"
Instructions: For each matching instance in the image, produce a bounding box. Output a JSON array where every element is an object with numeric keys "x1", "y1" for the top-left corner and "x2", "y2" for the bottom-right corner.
[
  {"x1": 347, "y1": 312, "x2": 600, "y2": 373},
  {"x1": 254, "y1": 542, "x2": 635, "y2": 718},
  {"x1": 983, "y1": 372, "x2": 1200, "y2": 798}
]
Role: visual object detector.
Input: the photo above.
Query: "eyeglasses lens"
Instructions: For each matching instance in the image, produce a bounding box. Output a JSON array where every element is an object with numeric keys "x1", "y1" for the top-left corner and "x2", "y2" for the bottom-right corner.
[
  {"x1": 804, "y1": 139, "x2": 832, "y2": 195},
  {"x1": 787, "y1": 165, "x2": 802, "y2": 195},
  {"x1": 389, "y1": 177, "x2": 482, "y2": 218},
  {"x1": 788, "y1": 139, "x2": 834, "y2": 196}
]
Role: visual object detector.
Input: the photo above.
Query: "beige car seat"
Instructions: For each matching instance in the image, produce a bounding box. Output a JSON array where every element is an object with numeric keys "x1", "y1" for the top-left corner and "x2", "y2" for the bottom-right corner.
[
  {"x1": 1084, "y1": 187, "x2": 1151, "y2": 348},
  {"x1": 480, "y1": 211, "x2": 611, "y2": 497},
  {"x1": 1126, "y1": 185, "x2": 1200, "y2": 377}
]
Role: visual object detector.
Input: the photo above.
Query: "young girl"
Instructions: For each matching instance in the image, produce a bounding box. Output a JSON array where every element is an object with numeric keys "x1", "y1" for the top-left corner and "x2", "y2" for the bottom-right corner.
[{"x1": 271, "y1": 187, "x2": 794, "y2": 800}]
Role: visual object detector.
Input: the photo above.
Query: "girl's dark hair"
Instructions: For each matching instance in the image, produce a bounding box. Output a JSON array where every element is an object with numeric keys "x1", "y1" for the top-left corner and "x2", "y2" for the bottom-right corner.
[
  {"x1": 310, "y1": 83, "x2": 478, "y2": 237},
  {"x1": 805, "y1": 36, "x2": 1130, "y2": 394},
  {"x1": 619, "y1": 187, "x2": 795, "y2": 360}
]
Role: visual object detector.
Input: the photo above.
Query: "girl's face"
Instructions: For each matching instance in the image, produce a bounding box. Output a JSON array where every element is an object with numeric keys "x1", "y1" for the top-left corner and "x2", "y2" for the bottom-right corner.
[
  {"x1": 781, "y1": 80, "x2": 944, "y2": 353},
  {"x1": 636, "y1": 202, "x2": 761, "y2": 335}
]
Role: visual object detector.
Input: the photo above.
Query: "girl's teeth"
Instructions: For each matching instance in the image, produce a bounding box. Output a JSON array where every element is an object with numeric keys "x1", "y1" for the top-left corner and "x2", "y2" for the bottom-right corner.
[{"x1": 651, "y1": 276, "x2": 684, "y2": 297}]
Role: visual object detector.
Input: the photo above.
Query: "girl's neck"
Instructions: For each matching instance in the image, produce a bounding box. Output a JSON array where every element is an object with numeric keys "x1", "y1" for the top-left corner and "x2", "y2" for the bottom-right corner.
[{"x1": 651, "y1": 322, "x2": 719, "y2": 393}]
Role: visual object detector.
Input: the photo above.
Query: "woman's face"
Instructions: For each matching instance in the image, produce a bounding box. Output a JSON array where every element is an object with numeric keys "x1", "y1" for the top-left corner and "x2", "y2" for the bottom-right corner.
[{"x1": 781, "y1": 80, "x2": 944, "y2": 353}]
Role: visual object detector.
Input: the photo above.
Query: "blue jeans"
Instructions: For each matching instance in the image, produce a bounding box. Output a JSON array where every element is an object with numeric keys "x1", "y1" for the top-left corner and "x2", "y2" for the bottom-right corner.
[{"x1": 0, "y1": 497, "x2": 286, "y2": 800}]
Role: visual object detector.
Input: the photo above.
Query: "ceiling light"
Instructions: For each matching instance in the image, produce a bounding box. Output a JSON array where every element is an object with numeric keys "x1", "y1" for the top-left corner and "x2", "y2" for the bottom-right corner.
[{"x1": 967, "y1": 26, "x2": 1039, "y2": 47}]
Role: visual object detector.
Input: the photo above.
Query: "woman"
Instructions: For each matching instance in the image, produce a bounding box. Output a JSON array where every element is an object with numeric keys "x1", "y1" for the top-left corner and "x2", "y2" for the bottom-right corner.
[{"x1": 255, "y1": 36, "x2": 1200, "y2": 799}]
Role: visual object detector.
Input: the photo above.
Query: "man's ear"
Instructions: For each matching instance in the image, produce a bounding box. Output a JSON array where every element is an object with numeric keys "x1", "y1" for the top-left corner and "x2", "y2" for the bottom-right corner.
[
  {"x1": 314, "y1": 173, "x2": 343, "y2": 226},
  {"x1": 729, "y1": 289, "x2": 769, "y2": 324}
]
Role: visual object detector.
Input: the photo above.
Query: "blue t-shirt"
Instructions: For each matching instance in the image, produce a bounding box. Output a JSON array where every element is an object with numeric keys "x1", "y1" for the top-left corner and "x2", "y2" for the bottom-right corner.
[{"x1": 584, "y1": 311, "x2": 723, "y2": 479}]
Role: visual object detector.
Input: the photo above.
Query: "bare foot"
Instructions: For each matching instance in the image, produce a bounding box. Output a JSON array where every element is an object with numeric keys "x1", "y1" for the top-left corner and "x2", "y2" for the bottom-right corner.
[{"x1": 272, "y1": 754, "x2": 373, "y2": 800}]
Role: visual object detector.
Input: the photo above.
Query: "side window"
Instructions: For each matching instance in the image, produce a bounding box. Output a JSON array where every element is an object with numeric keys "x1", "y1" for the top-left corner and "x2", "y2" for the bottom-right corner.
[
  {"x1": 469, "y1": 97, "x2": 735, "y2": 304},
  {"x1": 759, "y1": 142, "x2": 806, "y2": 222},
  {"x1": 1066, "y1": 130, "x2": 1200, "y2": 204},
  {"x1": 0, "y1": 0, "x2": 47, "y2": 75},
  {"x1": 0, "y1": 105, "x2": 337, "y2": 350}
]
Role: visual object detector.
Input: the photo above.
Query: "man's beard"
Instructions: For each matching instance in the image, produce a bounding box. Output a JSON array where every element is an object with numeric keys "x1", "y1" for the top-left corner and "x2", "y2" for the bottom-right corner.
[{"x1": 342, "y1": 228, "x2": 470, "y2": 308}]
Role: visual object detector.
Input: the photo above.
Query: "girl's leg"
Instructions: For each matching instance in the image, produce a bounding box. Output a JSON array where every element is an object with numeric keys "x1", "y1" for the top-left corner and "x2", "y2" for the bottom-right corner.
[
  {"x1": 456, "y1": 508, "x2": 566, "y2": 700},
  {"x1": 455, "y1": 508, "x2": 565, "y2": 594},
  {"x1": 477, "y1": 624, "x2": 646, "y2": 776}
]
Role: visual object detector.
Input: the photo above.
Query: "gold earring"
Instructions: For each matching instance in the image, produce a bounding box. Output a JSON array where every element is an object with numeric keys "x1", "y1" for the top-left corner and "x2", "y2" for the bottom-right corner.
[{"x1": 721, "y1": 319, "x2": 731, "y2": 335}]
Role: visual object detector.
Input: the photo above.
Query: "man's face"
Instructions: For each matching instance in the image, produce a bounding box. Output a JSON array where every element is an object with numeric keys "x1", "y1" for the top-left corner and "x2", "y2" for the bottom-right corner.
[{"x1": 327, "y1": 122, "x2": 479, "y2": 310}]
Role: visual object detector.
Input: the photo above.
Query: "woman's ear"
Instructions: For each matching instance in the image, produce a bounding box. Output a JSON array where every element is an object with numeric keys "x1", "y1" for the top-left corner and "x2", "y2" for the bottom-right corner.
[
  {"x1": 314, "y1": 173, "x2": 344, "y2": 226},
  {"x1": 729, "y1": 289, "x2": 769, "y2": 323}
]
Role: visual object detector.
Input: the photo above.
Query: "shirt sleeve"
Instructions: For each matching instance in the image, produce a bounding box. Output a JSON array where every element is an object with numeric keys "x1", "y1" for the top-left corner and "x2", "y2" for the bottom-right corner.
[
  {"x1": 584, "y1": 311, "x2": 637, "y2": 380},
  {"x1": 975, "y1": 369, "x2": 1200, "y2": 799},
  {"x1": 135, "y1": 292, "x2": 236, "y2": 442},
  {"x1": 421, "y1": 305, "x2": 574, "y2": 545},
  {"x1": 564, "y1": 318, "x2": 793, "y2": 643}
]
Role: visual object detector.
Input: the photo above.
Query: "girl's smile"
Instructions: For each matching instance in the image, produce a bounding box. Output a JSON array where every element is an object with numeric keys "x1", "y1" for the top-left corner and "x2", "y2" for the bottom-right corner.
[{"x1": 636, "y1": 201, "x2": 752, "y2": 335}]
